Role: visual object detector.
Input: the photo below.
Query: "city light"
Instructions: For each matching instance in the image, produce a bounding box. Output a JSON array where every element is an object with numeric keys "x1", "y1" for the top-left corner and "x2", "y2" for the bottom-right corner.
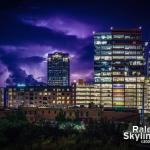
[{"x1": 17, "y1": 83, "x2": 26, "y2": 87}]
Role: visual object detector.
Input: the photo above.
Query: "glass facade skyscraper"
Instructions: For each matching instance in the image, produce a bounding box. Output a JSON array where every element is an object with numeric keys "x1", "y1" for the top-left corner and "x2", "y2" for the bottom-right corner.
[
  {"x1": 147, "y1": 52, "x2": 150, "y2": 76},
  {"x1": 47, "y1": 52, "x2": 70, "y2": 86},
  {"x1": 94, "y1": 28, "x2": 145, "y2": 109}
]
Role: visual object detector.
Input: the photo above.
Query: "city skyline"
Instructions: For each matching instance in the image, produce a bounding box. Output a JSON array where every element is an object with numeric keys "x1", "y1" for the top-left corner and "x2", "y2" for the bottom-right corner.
[
  {"x1": 1, "y1": 1, "x2": 150, "y2": 149},
  {"x1": 2, "y1": 28, "x2": 147, "y2": 112},
  {"x1": 0, "y1": 0, "x2": 150, "y2": 86}
]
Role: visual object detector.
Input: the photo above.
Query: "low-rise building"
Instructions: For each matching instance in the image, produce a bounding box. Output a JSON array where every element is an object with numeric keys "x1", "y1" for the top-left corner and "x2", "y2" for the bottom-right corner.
[
  {"x1": 72, "y1": 79, "x2": 101, "y2": 107},
  {"x1": 6, "y1": 85, "x2": 75, "y2": 108}
]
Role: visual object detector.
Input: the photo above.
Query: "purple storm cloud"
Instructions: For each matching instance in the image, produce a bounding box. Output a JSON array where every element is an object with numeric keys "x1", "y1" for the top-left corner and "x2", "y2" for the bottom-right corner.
[
  {"x1": 0, "y1": 13, "x2": 94, "y2": 86},
  {"x1": 21, "y1": 16, "x2": 95, "y2": 39}
]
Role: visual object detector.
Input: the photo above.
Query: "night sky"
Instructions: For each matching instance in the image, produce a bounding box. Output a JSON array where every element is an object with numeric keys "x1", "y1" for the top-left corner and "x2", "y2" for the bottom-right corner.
[{"x1": 0, "y1": 0, "x2": 149, "y2": 86}]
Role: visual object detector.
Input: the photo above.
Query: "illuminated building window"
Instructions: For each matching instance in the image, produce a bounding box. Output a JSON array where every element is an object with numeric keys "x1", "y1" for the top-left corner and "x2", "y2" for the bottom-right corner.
[
  {"x1": 125, "y1": 84, "x2": 136, "y2": 88},
  {"x1": 125, "y1": 56, "x2": 136, "y2": 59},
  {"x1": 101, "y1": 56, "x2": 112, "y2": 60},
  {"x1": 125, "y1": 45, "x2": 136, "y2": 49},
  {"x1": 100, "y1": 77, "x2": 112, "y2": 82},
  {"x1": 114, "y1": 89, "x2": 124, "y2": 93},
  {"x1": 101, "y1": 51, "x2": 112, "y2": 55},
  {"x1": 113, "y1": 77, "x2": 124, "y2": 82},
  {"x1": 137, "y1": 84, "x2": 143, "y2": 88},
  {"x1": 125, "y1": 77, "x2": 136, "y2": 82},
  {"x1": 125, "y1": 51, "x2": 136, "y2": 55},
  {"x1": 113, "y1": 56, "x2": 124, "y2": 59},
  {"x1": 113, "y1": 51, "x2": 124, "y2": 54},
  {"x1": 9, "y1": 92, "x2": 12, "y2": 95},
  {"x1": 100, "y1": 72, "x2": 111, "y2": 76},
  {"x1": 113, "y1": 45, "x2": 124, "y2": 49},
  {"x1": 100, "y1": 34, "x2": 112, "y2": 40},
  {"x1": 94, "y1": 56, "x2": 100, "y2": 60},
  {"x1": 44, "y1": 92, "x2": 47, "y2": 96},
  {"x1": 8, "y1": 88, "x2": 12, "y2": 91},
  {"x1": 125, "y1": 35, "x2": 130, "y2": 39},
  {"x1": 113, "y1": 97, "x2": 124, "y2": 101},
  {"x1": 101, "y1": 84, "x2": 112, "y2": 88},
  {"x1": 113, "y1": 34, "x2": 124, "y2": 39},
  {"x1": 113, "y1": 84, "x2": 124, "y2": 88},
  {"x1": 113, "y1": 72, "x2": 124, "y2": 76},
  {"x1": 63, "y1": 58, "x2": 68, "y2": 62},
  {"x1": 101, "y1": 45, "x2": 112, "y2": 50},
  {"x1": 137, "y1": 77, "x2": 144, "y2": 82},
  {"x1": 95, "y1": 41, "x2": 107, "y2": 45},
  {"x1": 137, "y1": 56, "x2": 143, "y2": 60},
  {"x1": 113, "y1": 101, "x2": 124, "y2": 106},
  {"x1": 101, "y1": 97, "x2": 112, "y2": 100}
]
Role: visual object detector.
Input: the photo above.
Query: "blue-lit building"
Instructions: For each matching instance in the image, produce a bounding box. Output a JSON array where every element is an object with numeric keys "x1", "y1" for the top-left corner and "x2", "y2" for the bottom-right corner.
[
  {"x1": 47, "y1": 52, "x2": 70, "y2": 86},
  {"x1": 94, "y1": 28, "x2": 145, "y2": 109}
]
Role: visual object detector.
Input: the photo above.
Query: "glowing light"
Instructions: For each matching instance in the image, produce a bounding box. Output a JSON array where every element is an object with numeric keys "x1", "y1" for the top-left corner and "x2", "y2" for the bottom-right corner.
[
  {"x1": 139, "y1": 26, "x2": 142, "y2": 30},
  {"x1": 145, "y1": 42, "x2": 148, "y2": 46},
  {"x1": 110, "y1": 26, "x2": 114, "y2": 30},
  {"x1": 92, "y1": 31, "x2": 95, "y2": 34},
  {"x1": 73, "y1": 80, "x2": 77, "y2": 83},
  {"x1": 17, "y1": 83, "x2": 26, "y2": 87}
]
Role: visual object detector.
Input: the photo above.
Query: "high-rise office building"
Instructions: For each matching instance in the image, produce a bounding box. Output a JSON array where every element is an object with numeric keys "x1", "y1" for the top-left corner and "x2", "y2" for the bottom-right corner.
[
  {"x1": 47, "y1": 52, "x2": 70, "y2": 86},
  {"x1": 94, "y1": 28, "x2": 145, "y2": 109},
  {"x1": 147, "y1": 51, "x2": 150, "y2": 76},
  {"x1": 144, "y1": 78, "x2": 150, "y2": 113}
]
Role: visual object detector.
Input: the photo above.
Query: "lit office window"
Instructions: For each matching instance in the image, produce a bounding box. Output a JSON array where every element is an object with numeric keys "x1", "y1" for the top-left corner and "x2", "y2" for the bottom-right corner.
[
  {"x1": 94, "y1": 56, "x2": 100, "y2": 60},
  {"x1": 113, "y1": 45, "x2": 124, "y2": 49},
  {"x1": 125, "y1": 84, "x2": 136, "y2": 88},
  {"x1": 125, "y1": 77, "x2": 136, "y2": 82},
  {"x1": 101, "y1": 56, "x2": 112, "y2": 60},
  {"x1": 101, "y1": 84, "x2": 112, "y2": 88},
  {"x1": 113, "y1": 77, "x2": 124, "y2": 82},
  {"x1": 101, "y1": 45, "x2": 112, "y2": 50},
  {"x1": 100, "y1": 77, "x2": 112, "y2": 82},
  {"x1": 113, "y1": 34, "x2": 124, "y2": 39}
]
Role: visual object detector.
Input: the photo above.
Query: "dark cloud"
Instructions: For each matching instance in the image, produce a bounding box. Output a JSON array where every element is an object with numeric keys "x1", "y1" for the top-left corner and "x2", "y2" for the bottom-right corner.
[
  {"x1": 6, "y1": 69, "x2": 41, "y2": 86},
  {"x1": 21, "y1": 56, "x2": 45, "y2": 64},
  {"x1": 0, "y1": 48, "x2": 45, "y2": 85},
  {"x1": 0, "y1": 68, "x2": 7, "y2": 76},
  {"x1": 0, "y1": 14, "x2": 87, "y2": 49}
]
